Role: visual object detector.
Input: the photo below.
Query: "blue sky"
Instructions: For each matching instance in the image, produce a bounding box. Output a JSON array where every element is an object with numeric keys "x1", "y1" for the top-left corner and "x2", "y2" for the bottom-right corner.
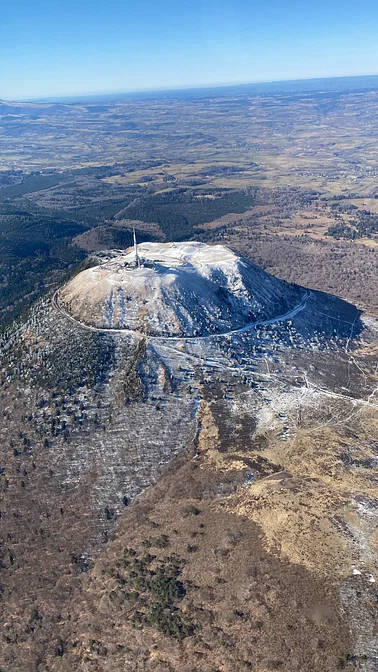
[{"x1": 1, "y1": 0, "x2": 378, "y2": 100}]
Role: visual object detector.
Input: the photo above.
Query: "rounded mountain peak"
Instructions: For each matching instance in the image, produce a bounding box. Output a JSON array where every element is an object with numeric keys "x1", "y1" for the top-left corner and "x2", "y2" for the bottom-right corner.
[{"x1": 58, "y1": 241, "x2": 302, "y2": 337}]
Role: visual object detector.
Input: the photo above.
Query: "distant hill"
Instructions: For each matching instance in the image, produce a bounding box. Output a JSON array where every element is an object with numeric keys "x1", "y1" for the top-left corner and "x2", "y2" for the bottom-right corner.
[
  {"x1": 0, "y1": 98, "x2": 69, "y2": 115},
  {"x1": 30, "y1": 73, "x2": 378, "y2": 104}
]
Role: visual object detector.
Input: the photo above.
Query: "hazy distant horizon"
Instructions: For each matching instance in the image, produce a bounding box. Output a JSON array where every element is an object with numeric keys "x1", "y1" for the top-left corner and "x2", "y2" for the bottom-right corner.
[
  {"x1": 7, "y1": 72, "x2": 378, "y2": 105},
  {"x1": 2, "y1": 0, "x2": 378, "y2": 101},
  {"x1": 22, "y1": 73, "x2": 378, "y2": 104}
]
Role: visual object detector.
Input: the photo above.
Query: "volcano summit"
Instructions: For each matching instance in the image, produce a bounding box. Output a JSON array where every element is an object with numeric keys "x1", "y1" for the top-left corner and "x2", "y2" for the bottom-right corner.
[{"x1": 59, "y1": 242, "x2": 304, "y2": 337}]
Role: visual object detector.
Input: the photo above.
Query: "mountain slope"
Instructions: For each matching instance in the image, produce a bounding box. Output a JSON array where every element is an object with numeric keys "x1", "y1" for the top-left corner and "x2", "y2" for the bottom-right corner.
[{"x1": 2, "y1": 242, "x2": 378, "y2": 672}]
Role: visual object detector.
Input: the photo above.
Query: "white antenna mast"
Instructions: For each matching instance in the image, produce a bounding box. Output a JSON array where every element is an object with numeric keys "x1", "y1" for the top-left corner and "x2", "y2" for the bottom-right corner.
[{"x1": 133, "y1": 226, "x2": 140, "y2": 268}]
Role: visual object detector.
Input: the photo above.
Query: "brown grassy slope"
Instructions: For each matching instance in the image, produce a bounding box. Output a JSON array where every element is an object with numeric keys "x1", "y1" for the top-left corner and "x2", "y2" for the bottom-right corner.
[
  {"x1": 3, "y1": 335, "x2": 378, "y2": 670},
  {"x1": 49, "y1": 451, "x2": 351, "y2": 672}
]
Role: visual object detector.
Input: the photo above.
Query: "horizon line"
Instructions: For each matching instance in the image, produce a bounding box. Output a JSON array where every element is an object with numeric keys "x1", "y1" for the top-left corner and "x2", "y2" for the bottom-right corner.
[{"x1": 8, "y1": 71, "x2": 378, "y2": 104}]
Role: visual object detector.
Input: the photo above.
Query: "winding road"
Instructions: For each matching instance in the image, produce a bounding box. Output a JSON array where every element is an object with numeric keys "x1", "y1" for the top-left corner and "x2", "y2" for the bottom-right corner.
[{"x1": 52, "y1": 289, "x2": 312, "y2": 342}]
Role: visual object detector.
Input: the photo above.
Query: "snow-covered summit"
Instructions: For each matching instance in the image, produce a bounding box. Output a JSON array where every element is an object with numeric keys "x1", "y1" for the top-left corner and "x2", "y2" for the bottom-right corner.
[{"x1": 59, "y1": 242, "x2": 303, "y2": 337}]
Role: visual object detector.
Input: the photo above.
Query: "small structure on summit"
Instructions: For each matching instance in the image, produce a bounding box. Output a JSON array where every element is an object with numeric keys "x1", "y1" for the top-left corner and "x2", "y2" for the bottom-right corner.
[
  {"x1": 125, "y1": 227, "x2": 154, "y2": 269},
  {"x1": 133, "y1": 227, "x2": 141, "y2": 268}
]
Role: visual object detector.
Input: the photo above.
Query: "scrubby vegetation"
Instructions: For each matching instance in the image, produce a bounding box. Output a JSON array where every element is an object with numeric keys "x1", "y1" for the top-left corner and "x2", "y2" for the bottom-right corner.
[
  {"x1": 327, "y1": 207, "x2": 378, "y2": 239},
  {"x1": 112, "y1": 548, "x2": 195, "y2": 640},
  {"x1": 122, "y1": 188, "x2": 259, "y2": 239}
]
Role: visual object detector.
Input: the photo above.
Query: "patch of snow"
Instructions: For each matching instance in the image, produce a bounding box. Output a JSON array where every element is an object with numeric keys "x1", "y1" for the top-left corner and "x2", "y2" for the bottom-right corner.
[{"x1": 60, "y1": 242, "x2": 302, "y2": 337}]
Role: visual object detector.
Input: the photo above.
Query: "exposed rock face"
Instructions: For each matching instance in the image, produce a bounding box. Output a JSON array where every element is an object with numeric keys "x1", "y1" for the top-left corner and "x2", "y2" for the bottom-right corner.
[{"x1": 59, "y1": 242, "x2": 303, "y2": 336}]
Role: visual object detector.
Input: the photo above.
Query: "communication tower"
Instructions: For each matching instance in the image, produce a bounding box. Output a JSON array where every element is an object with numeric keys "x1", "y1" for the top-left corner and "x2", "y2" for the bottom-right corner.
[{"x1": 133, "y1": 227, "x2": 140, "y2": 268}]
